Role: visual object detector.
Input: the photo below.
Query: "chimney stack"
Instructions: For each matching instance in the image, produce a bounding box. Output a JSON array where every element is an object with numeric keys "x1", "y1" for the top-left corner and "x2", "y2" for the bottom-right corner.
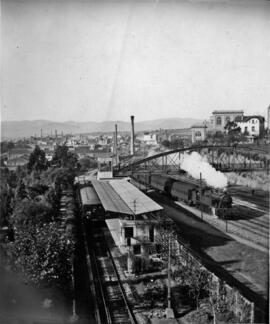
[
  {"x1": 55, "y1": 129, "x2": 57, "y2": 139},
  {"x1": 114, "y1": 124, "x2": 118, "y2": 163},
  {"x1": 267, "y1": 106, "x2": 270, "y2": 134},
  {"x1": 130, "y1": 115, "x2": 135, "y2": 155}
]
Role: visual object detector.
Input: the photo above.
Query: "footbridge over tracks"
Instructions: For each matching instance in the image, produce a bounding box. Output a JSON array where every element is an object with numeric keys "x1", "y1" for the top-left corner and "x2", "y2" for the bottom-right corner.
[{"x1": 115, "y1": 145, "x2": 270, "y2": 175}]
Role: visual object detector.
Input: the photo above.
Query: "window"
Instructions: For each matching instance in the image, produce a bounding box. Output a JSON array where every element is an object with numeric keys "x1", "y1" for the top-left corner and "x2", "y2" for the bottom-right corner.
[
  {"x1": 124, "y1": 227, "x2": 134, "y2": 238},
  {"x1": 133, "y1": 245, "x2": 141, "y2": 255},
  {"x1": 216, "y1": 117, "x2": 222, "y2": 125},
  {"x1": 225, "y1": 117, "x2": 230, "y2": 123},
  {"x1": 251, "y1": 126, "x2": 255, "y2": 132},
  {"x1": 245, "y1": 126, "x2": 248, "y2": 132},
  {"x1": 252, "y1": 119, "x2": 255, "y2": 124},
  {"x1": 195, "y1": 131, "x2": 201, "y2": 137}
]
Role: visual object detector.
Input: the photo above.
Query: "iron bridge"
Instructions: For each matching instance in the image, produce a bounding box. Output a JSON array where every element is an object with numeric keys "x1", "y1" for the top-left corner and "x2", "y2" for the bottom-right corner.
[{"x1": 115, "y1": 145, "x2": 270, "y2": 175}]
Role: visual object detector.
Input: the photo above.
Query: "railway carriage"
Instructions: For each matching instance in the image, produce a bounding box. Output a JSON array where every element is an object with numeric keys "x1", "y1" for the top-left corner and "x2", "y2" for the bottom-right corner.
[
  {"x1": 170, "y1": 181, "x2": 197, "y2": 205},
  {"x1": 132, "y1": 171, "x2": 233, "y2": 218}
]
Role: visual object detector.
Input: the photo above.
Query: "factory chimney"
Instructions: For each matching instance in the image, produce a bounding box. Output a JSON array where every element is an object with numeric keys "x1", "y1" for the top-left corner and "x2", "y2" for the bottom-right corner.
[
  {"x1": 267, "y1": 106, "x2": 270, "y2": 134},
  {"x1": 114, "y1": 124, "x2": 118, "y2": 164},
  {"x1": 130, "y1": 115, "x2": 135, "y2": 156}
]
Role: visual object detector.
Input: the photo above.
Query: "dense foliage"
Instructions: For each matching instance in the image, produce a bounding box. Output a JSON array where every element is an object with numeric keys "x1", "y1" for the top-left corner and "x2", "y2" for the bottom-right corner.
[
  {"x1": 27, "y1": 145, "x2": 48, "y2": 172},
  {"x1": 10, "y1": 222, "x2": 73, "y2": 292},
  {"x1": 51, "y1": 144, "x2": 78, "y2": 169},
  {"x1": 1, "y1": 144, "x2": 78, "y2": 297}
]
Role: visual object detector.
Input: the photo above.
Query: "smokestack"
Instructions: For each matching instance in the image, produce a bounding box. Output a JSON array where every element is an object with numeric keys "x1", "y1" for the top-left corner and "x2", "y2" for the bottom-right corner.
[
  {"x1": 130, "y1": 115, "x2": 135, "y2": 155},
  {"x1": 55, "y1": 129, "x2": 57, "y2": 139},
  {"x1": 267, "y1": 106, "x2": 270, "y2": 130},
  {"x1": 114, "y1": 124, "x2": 118, "y2": 163},
  {"x1": 40, "y1": 128, "x2": 43, "y2": 139}
]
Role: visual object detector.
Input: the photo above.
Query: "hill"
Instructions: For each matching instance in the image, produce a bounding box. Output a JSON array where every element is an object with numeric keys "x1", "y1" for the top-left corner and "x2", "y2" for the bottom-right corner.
[{"x1": 1, "y1": 118, "x2": 202, "y2": 139}]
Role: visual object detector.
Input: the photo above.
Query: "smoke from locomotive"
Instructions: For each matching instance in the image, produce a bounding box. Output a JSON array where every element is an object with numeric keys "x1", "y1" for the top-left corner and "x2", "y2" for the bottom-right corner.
[{"x1": 180, "y1": 152, "x2": 228, "y2": 189}]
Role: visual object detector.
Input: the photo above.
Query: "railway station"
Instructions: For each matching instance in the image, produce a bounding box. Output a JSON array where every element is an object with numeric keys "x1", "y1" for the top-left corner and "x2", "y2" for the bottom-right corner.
[{"x1": 79, "y1": 178, "x2": 164, "y2": 273}]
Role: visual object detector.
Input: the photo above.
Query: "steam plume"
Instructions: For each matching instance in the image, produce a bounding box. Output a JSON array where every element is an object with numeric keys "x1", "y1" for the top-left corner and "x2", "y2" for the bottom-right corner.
[{"x1": 180, "y1": 152, "x2": 228, "y2": 188}]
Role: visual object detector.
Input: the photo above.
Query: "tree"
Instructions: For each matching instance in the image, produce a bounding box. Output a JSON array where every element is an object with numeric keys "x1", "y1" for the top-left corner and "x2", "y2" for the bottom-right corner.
[
  {"x1": 15, "y1": 179, "x2": 28, "y2": 200},
  {"x1": 51, "y1": 145, "x2": 78, "y2": 169},
  {"x1": 10, "y1": 222, "x2": 74, "y2": 293},
  {"x1": 186, "y1": 264, "x2": 210, "y2": 309},
  {"x1": 161, "y1": 140, "x2": 172, "y2": 149},
  {"x1": 171, "y1": 138, "x2": 184, "y2": 149},
  {"x1": 78, "y1": 157, "x2": 97, "y2": 172},
  {"x1": 0, "y1": 184, "x2": 13, "y2": 226},
  {"x1": 0, "y1": 141, "x2": 15, "y2": 154},
  {"x1": 27, "y1": 145, "x2": 47, "y2": 172},
  {"x1": 224, "y1": 121, "x2": 241, "y2": 135},
  {"x1": 12, "y1": 200, "x2": 53, "y2": 228}
]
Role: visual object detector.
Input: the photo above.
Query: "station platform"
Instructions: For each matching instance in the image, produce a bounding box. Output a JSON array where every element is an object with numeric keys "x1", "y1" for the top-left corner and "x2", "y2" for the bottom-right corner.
[{"x1": 174, "y1": 201, "x2": 268, "y2": 253}]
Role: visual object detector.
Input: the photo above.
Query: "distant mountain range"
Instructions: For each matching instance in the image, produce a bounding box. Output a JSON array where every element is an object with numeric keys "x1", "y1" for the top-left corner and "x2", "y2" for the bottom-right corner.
[{"x1": 1, "y1": 118, "x2": 202, "y2": 139}]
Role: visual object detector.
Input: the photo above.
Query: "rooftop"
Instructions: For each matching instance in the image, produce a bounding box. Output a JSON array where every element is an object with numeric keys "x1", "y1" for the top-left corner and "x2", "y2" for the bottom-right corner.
[
  {"x1": 235, "y1": 115, "x2": 265, "y2": 123},
  {"x1": 212, "y1": 110, "x2": 244, "y2": 115},
  {"x1": 92, "y1": 179, "x2": 163, "y2": 215},
  {"x1": 191, "y1": 123, "x2": 207, "y2": 128},
  {"x1": 80, "y1": 186, "x2": 101, "y2": 206}
]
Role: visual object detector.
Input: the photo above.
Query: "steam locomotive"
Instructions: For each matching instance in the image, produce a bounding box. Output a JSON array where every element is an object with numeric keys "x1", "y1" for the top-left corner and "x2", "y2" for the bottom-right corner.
[{"x1": 132, "y1": 172, "x2": 233, "y2": 218}]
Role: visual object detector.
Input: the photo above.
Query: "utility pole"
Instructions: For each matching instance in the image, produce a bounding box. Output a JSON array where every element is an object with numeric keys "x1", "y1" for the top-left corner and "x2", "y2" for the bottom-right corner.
[
  {"x1": 166, "y1": 232, "x2": 175, "y2": 319},
  {"x1": 200, "y1": 172, "x2": 203, "y2": 220},
  {"x1": 168, "y1": 233, "x2": 171, "y2": 309}
]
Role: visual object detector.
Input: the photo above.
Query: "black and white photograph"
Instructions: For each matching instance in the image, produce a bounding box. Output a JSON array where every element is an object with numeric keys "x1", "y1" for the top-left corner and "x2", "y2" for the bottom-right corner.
[{"x1": 1, "y1": 0, "x2": 269, "y2": 323}]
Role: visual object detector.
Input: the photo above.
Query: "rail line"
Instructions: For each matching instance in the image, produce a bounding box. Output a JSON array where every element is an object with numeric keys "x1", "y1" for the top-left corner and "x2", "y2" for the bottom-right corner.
[{"x1": 85, "y1": 221, "x2": 137, "y2": 324}]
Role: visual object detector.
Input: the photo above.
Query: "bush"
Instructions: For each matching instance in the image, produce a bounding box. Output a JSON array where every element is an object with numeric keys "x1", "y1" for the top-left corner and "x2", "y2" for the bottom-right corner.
[{"x1": 9, "y1": 222, "x2": 74, "y2": 294}]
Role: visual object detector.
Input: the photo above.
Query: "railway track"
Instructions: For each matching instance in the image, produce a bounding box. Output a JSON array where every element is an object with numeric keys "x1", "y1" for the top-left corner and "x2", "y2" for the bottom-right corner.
[{"x1": 85, "y1": 222, "x2": 137, "y2": 324}]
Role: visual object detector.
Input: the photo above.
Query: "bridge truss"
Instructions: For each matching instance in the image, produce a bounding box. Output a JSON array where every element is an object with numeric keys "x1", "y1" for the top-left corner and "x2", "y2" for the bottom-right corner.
[{"x1": 115, "y1": 145, "x2": 270, "y2": 174}]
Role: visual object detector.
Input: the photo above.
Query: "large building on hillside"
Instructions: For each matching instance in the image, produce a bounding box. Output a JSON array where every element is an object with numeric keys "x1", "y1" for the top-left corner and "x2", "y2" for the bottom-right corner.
[{"x1": 210, "y1": 110, "x2": 244, "y2": 131}]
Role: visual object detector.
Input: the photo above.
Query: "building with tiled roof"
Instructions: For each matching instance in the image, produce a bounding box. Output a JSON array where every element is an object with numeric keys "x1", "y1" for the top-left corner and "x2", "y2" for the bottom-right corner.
[{"x1": 235, "y1": 115, "x2": 265, "y2": 137}]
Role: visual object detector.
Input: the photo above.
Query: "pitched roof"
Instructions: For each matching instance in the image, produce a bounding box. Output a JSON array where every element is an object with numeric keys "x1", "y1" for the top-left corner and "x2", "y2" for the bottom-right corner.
[
  {"x1": 235, "y1": 115, "x2": 265, "y2": 123},
  {"x1": 80, "y1": 186, "x2": 101, "y2": 206},
  {"x1": 91, "y1": 179, "x2": 163, "y2": 215}
]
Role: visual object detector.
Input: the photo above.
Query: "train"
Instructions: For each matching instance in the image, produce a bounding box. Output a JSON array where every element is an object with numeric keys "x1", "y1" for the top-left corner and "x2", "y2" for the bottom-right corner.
[{"x1": 132, "y1": 172, "x2": 233, "y2": 218}]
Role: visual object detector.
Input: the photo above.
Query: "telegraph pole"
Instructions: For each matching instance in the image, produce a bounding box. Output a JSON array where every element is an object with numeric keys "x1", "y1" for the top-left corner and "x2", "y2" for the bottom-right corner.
[
  {"x1": 200, "y1": 172, "x2": 203, "y2": 220},
  {"x1": 168, "y1": 234, "x2": 171, "y2": 309},
  {"x1": 166, "y1": 232, "x2": 175, "y2": 319}
]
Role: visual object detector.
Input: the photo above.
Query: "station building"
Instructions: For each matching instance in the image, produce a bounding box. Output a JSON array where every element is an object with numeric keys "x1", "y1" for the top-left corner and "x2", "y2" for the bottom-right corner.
[{"x1": 79, "y1": 178, "x2": 163, "y2": 273}]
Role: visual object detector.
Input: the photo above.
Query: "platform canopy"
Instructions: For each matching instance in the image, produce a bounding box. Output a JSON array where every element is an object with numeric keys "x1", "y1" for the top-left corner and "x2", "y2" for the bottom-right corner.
[
  {"x1": 91, "y1": 179, "x2": 163, "y2": 216},
  {"x1": 80, "y1": 186, "x2": 101, "y2": 207}
]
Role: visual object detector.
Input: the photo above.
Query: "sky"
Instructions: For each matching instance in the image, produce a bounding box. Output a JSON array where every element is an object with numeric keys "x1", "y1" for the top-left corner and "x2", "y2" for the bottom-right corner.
[{"x1": 2, "y1": 0, "x2": 270, "y2": 123}]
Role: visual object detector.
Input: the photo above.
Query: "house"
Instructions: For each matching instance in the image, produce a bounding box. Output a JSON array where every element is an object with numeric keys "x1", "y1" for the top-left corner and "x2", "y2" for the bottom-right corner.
[
  {"x1": 210, "y1": 110, "x2": 244, "y2": 131},
  {"x1": 142, "y1": 132, "x2": 158, "y2": 145},
  {"x1": 191, "y1": 124, "x2": 207, "y2": 143},
  {"x1": 235, "y1": 115, "x2": 265, "y2": 137}
]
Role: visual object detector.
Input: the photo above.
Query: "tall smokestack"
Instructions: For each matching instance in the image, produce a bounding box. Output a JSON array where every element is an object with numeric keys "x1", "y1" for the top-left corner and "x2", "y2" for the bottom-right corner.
[
  {"x1": 130, "y1": 115, "x2": 135, "y2": 155},
  {"x1": 267, "y1": 106, "x2": 270, "y2": 134},
  {"x1": 114, "y1": 124, "x2": 118, "y2": 163},
  {"x1": 55, "y1": 129, "x2": 57, "y2": 139}
]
